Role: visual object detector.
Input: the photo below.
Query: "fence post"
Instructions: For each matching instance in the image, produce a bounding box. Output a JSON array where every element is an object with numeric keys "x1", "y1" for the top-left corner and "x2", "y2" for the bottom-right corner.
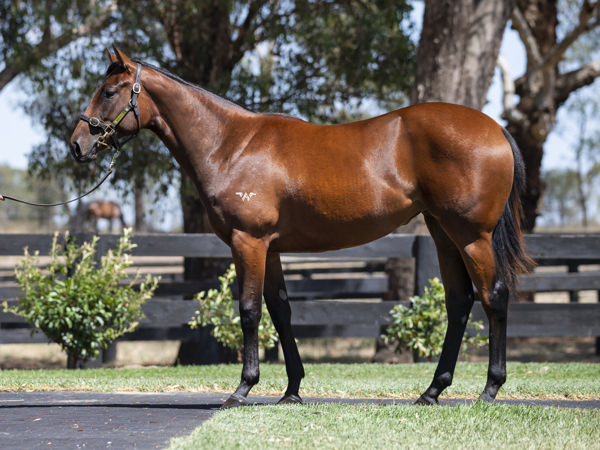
[
  {"x1": 597, "y1": 289, "x2": 600, "y2": 356},
  {"x1": 413, "y1": 235, "x2": 440, "y2": 296},
  {"x1": 568, "y1": 262, "x2": 579, "y2": 303}
]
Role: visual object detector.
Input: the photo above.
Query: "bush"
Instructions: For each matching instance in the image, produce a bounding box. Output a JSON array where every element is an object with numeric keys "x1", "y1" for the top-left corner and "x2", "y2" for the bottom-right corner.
[
  {"x1": 188, "y1": 263, "x2": 278, "y2": 360},
  {"x1": 5, "y1": 229, "x2": 159, "y2": 368},
  {"x1": 383, "y1": 278, "x2": 487, "y2": 361}
]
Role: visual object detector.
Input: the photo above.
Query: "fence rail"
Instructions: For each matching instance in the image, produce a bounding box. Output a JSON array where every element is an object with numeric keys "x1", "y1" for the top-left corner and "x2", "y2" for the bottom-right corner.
[{"x1": 1, "y1": 233, "x2": 600, "y2": 345}]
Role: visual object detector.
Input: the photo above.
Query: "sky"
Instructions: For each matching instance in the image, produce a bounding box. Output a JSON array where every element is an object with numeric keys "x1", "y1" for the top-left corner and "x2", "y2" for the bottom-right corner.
[{"x1": 0, "y1": 16, "x2": 575, "y2": 173}]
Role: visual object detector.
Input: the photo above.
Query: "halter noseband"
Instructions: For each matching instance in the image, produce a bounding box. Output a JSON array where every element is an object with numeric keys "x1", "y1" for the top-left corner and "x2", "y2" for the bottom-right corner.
[
  {"x1": 0, "y1": 63, "x2": 142, "y2": 207},
  {"x1": 79, "y1": 63, "x2": 142, "y2": 152}
]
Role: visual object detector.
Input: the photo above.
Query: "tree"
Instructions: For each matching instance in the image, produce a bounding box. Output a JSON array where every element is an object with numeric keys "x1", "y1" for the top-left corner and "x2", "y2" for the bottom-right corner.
[
  {"x1": 498, "y1": 0, "x2": 600, "y2": 230},
  {"x1": 542, "y1": 168, "x2": 580, "y2": 226},
  {"x1": 398, "y1": 0, "x2": 514, "y2": 259},
  {"x1": 541, "y1": 87, "x2": 600, "y2": 228},
  {"x1": 411, "y1": 0, "x2": 514, "y2": 109},
  {"x1": 0, "y1": 0, "x2": 118, "y2": 91}
]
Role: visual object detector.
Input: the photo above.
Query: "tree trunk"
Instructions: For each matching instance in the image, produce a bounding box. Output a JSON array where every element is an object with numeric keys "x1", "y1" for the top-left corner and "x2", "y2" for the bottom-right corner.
[
  {"x1": 504, "y1": 0, "x2": 558, "y2": 230},
  {"x1": 412, "y1": 0, "x2": 515, "y2": 109},
  {"x1": 134, "y1": 184, "x2": 147, "y2": 232},
  {"x1": 177, "y1": 172, "x2": 233, "y2": 365}
]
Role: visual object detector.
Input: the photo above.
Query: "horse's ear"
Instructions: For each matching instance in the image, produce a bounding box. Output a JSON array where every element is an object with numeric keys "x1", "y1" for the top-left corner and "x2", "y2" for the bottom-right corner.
[
  {"x1": 110, "y1": 46, "x2": 136, "y2": 73},
  {"x1": 106, "y1": 47, "x2": 118, "y2": 63}
]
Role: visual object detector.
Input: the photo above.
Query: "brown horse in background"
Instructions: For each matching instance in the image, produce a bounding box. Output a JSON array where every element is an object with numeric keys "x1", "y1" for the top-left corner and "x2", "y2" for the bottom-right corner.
[
  {"x1": 85, "y1": 200, "x2": 126, "y2": 232},
  {"x1": 69, "y1": 49, "x2": 534, "y2": 408}
]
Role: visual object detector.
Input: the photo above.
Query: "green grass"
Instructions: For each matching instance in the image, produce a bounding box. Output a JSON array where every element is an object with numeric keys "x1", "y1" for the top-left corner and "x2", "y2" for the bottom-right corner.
[
  {"x1": 1, "y1": 362, "x2": 599, "y2": 400},
  {"x1": 2, "y1": 362, "x2": 599, "y2": 449},
  {"x1": 168, "y1": 402, "x2": 600, "y2": 449}
]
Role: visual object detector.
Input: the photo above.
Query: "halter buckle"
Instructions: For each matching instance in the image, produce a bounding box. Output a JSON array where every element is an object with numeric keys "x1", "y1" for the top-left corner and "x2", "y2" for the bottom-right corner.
[
  {"x1": 89, "y1": 117, "x2": 101, "y2": 127},
  {"x1": 132, "y1": 83, "x2": 141, "y2": 94}
]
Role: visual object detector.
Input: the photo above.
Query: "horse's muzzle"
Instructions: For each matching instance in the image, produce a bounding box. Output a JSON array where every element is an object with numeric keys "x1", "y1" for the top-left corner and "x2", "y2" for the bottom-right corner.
[{"x1": 70, "y1": 141, "x2": 96, "y2": 163}]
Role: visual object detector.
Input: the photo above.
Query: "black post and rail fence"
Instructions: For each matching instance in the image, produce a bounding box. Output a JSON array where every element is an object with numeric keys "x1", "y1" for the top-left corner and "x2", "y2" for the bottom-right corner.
[{"x1": 1, "y1": 233, "x2": 599, "y2": 356}]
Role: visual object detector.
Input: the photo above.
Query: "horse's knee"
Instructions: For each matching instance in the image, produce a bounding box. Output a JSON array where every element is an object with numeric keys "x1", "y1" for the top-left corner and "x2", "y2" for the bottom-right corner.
[{"x1": 240, "y1": 305, "x2": 261, "y2": 330}]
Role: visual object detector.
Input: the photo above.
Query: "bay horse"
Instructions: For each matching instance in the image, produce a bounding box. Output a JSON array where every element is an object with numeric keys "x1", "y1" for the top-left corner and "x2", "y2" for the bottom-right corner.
[
  {"x1": 85, "y1": 200, "x2": 126, "y2": 232},
  {"x1": 70, "y1": 49, "x2": 534, "y2": 408}
]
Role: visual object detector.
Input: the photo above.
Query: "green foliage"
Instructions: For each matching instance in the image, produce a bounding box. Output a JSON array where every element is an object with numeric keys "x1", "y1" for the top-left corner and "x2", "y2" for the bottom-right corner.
[
  {"x1": 6, "y1": 229, "x2": 159, "y2": 367},
  {"x1": 384, "y1": 278, "x2": 487, "y2": 361},
  {"x1": 188, "y1": 263, "x2": 278, "y2": 357}
]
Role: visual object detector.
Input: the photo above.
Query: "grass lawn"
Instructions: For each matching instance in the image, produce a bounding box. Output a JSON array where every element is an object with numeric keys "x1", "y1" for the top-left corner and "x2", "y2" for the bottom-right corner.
[
  {"x1": 1, "y1": 362, "x2": 599, "y2": 400},
  {"x1": 2, "y1": 362, "x2": 599, "y2": 449},
  {"x1": 168, "y1": 402, "x2": 600, "y2": 449}
]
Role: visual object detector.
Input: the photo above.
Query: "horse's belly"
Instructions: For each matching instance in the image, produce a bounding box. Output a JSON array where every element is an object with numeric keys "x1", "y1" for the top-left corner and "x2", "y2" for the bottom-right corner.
[{"x1": 272, "y1": 199, "x2": 421, "y2": 253}]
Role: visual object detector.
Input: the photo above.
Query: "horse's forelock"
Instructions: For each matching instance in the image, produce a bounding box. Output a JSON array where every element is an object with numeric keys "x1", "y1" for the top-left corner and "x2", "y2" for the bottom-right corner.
[{"x1": 105, "y1": 61, "x2": 125, "y2": 79}]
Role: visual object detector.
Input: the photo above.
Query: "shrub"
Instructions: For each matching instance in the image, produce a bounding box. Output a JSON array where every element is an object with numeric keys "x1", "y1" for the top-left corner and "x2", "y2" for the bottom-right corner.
[
  {"x1": 5, "y1": 229, "x2": 159, "y2": 368},
  {"x1": 383, "y1": 278, "x2": 487, "y2": 361},
  {"x1": 188, "y1": 263, "x2": 278, "y2": 360}
]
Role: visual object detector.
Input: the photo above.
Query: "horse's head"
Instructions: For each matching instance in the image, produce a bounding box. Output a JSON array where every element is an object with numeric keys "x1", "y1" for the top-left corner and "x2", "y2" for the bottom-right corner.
[{"x1": 70, "y1": 48, "x2": 149, "y2": 163}]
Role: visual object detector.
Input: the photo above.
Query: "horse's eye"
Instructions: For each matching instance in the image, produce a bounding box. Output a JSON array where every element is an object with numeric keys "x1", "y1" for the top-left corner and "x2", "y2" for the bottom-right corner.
[{"x1": 104, "y1": 89, "x2": 116, "y2": 99}]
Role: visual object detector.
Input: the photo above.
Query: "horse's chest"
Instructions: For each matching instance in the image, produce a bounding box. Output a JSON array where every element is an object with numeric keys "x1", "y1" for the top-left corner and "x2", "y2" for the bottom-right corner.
[{"x1": 205, "y1": 190, "x2": 279, "y2": 238}]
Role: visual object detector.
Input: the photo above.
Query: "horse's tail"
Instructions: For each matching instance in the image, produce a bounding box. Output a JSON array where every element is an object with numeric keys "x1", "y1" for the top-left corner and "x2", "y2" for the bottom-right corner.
[{"x1": 493, "y1": 128, "x2": 536, "y2": 295}]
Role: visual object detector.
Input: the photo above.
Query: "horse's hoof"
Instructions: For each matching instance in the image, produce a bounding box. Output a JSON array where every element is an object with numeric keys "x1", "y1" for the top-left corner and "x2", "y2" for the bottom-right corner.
[
  {"x1": 221, "y1": 393, "x2": 248, "y2": 409},
  {"x1": 414, "y1": 395, "x2": 438, "y2": 406},
  {"x1": 277, "y1": 394, "x2": 303, "y2": 405},
  {"x1": 477, "y1": 392, "x2": 495, "y2": 403}
]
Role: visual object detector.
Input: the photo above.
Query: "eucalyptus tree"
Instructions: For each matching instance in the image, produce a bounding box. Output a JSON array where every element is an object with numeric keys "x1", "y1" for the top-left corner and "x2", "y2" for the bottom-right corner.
[{"x1": 498, "y1": 0, "x2": 600, "y2": 230}]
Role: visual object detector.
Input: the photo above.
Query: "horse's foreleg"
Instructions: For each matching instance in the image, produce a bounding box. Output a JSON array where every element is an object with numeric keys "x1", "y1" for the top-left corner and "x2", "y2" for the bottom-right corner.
[
  {"x1": 221, "y1": 231, "x2": 269, "y2": 409},
  {"x1": 264, "y1": 253, "x2": 304, "y2": 405},
  {"x1": 415, "y1": 217, "x2": 475, "y2": 405}
]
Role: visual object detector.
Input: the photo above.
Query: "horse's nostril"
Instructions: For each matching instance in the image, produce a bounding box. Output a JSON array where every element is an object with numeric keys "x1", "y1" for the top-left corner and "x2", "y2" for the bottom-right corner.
[{"x1": 70, "y1": 141, "x2": 82, "y2": 160}]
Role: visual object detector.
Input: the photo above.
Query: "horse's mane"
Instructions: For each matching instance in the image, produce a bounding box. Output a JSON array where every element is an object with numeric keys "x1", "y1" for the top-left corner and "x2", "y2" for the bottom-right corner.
[{"x1": 132, "y1": 58, "x2": 251, "y2": 112}]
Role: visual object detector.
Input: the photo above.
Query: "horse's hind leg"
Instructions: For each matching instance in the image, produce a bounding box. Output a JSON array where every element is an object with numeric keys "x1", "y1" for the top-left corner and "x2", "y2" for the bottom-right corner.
[
  {"x1": 415, "y1": 216, "x2": 476, "y2": 405},
  {"x1": 430, "y1": 221, "x2": 509, "y2": 403},
  {"x1": 263, "y1": 253, "x2": 305, "y2": 404},
  {"x1": 471, "y1": 251, "x2": 510, "y2": 402}
]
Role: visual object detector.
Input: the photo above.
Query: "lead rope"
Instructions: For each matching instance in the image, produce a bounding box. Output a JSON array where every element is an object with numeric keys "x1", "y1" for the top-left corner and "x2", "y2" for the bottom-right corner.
[{"x1": 0, "y1": 149, "x2": 120, "y2": 207}]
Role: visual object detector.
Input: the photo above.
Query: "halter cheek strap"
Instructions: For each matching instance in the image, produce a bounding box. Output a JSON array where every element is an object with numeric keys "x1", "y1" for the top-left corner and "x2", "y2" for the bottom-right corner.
[
  {"x1": 79, "y1": 63, "x2": 142, "y2": 151},
  {"x1": 0, "y1": 65, "x2": 142, "y2": 207}
]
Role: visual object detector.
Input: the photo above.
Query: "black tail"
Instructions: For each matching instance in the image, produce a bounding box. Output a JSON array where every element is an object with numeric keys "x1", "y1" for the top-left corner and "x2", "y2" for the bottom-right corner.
[{"x1": 493, "y1": 129, "x2": 536, "y2": 294}]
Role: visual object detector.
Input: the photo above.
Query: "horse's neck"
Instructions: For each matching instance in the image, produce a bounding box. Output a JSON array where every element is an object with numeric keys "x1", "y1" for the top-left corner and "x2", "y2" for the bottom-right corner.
[{"x1": 146, "y1": 74, "x2": 248, "y2": 185}]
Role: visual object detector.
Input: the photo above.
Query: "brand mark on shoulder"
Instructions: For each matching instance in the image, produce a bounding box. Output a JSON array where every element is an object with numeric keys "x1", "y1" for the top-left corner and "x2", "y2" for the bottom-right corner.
[{"x1": 236, "y1": 192, "x2": 256, "y2": 202}]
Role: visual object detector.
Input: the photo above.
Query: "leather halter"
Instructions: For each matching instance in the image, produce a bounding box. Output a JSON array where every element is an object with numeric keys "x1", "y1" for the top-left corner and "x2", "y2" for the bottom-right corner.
[
  {"x1": 0, "y1": 64, "x2": 142, "y2": 207},
  {"x1": 79, "y1": 63, "x2": 142, "y2": 151}
]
